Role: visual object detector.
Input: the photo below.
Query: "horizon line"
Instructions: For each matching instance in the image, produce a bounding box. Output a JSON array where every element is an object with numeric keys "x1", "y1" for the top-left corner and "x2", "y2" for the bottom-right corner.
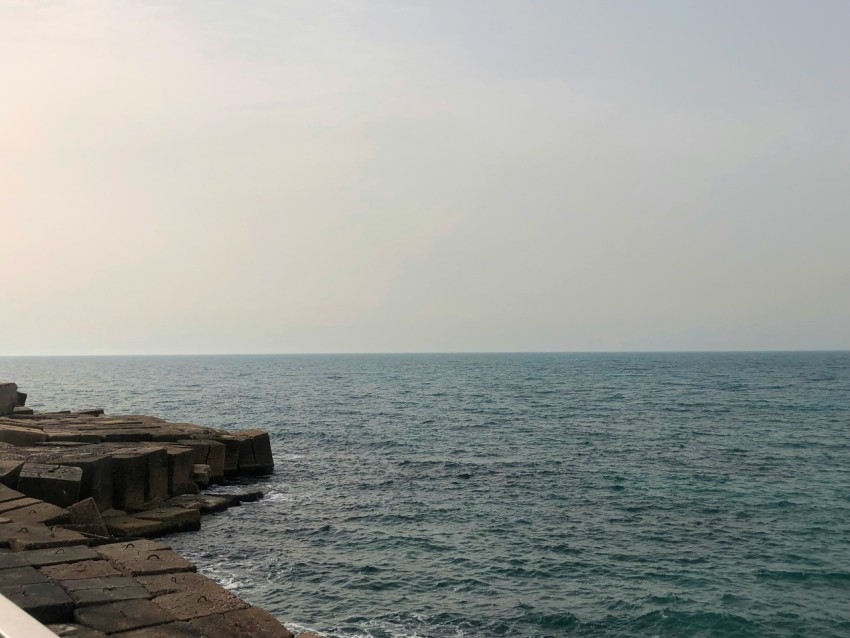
[{"x1": 1, "y1": 349, "x2": 849, "y2": 358}]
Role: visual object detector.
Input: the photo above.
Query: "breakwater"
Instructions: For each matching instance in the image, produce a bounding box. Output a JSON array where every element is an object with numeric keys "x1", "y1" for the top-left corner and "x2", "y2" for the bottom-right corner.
[{"x1": 0, "y1": 381, "x2": 312, "y2": 638}]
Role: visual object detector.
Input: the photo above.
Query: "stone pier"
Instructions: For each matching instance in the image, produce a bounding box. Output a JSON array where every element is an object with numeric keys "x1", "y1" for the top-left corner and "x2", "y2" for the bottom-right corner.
[{"x1": 0, "y1": 386, "x2": 309, "y2": 638}]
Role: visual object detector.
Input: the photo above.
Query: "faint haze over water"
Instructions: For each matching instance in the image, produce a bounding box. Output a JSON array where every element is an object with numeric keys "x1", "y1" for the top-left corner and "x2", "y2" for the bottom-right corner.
[{"x1": 1, "y1": 1, "x2": 848, "y2": 355}]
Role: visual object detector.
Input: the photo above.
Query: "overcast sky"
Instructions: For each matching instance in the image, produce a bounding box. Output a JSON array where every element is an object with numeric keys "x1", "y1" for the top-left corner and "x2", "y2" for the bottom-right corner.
[{"x1": 1, "y1": 1, "x2": 848, "y2": 355}]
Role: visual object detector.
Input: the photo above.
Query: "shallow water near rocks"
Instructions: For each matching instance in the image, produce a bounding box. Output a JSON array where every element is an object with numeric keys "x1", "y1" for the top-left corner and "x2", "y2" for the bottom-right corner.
[{"x1": 2, "y1": 352, "x2": 849, "y2": 637}]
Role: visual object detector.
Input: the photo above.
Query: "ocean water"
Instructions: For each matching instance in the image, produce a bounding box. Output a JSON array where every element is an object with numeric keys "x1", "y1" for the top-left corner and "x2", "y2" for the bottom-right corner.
[{"x1": 1, "y1": 352, "x2": 849, "y2": 637}]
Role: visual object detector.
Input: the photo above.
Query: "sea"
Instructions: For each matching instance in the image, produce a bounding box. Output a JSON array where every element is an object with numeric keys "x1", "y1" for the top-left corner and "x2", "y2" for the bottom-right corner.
[{"x1": 1, "y1": 352, "x2": 848, "y2": 638}]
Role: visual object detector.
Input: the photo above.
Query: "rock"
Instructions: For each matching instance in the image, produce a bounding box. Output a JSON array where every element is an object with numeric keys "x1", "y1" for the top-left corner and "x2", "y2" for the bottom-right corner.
[
  {"x1": 67, "y1": 498, "x2": 110, "y2": 538},
  {"x1": 73, "y1": 599, "x2": 177, "y2": 634},
  {"x1": 0, "y1": 382, "x2": 17, "y2": 416},
  {"x1": 17, "y1": 463, "x2": 83, "y2": 508}
]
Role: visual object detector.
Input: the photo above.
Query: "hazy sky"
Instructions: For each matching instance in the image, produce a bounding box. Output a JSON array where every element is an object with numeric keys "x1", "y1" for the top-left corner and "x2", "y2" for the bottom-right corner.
[{"x1": 1, "y1": 1, "x2": 848, "y2": 355}]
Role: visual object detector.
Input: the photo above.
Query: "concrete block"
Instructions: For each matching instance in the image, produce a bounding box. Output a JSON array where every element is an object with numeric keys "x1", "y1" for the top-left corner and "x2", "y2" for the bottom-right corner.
[
  {"x1": 40, "y1": 559, "x2": 121, "y2": 581},
  {"x1": 135, "y1": 507, "x2": 201, "y2": 533},
  {"x1": 192, "y1": 464, "x2": 211, "y2": 488},
  {"x1": 63, "y1": 575, "x2": 151, "y2": 607},
  {"x1": 0, "y1": 423, "x2": 48, "y2": 445},
  {"x1": 67, "y1": 497, "x2": 110, "y2": 538},
  {"x1": 234, "y1": 430, "x2": 274, "y2": 475},
  {"x1": 18, "y1": 545, "x2": 99, "y2": 567},
  {"x1": 217, "y1": 436, "x2": 240, "y2": 476},
  {"x1": 165, "y1": 494, "x2": 232, "y2": 514},
  {"x1": 0, "y1": 483, "x2": 25, "y2": 503},
  {"x1": 3, "y1": 500, "x2": 72, "y2": 526},
  {"x1": 0, "y1": 382, "x2": 17, "y2": 416},
  {"x1": 153, "y1": 586, "x2": 249, "y2": 620},
  {"x1": 16, "y1": 390, "x2": 27, "y2": 407},
  {"x1": 0, "y1": 581, "x2": 74, "y2": 623},
  {"x1": 165, "y1": 447, "x2": 196, "y2": 496},
  {"x1": 56, "y1": 454, "x2": 113, "y2": 511},
  {"x1": 17, "y1": 463, "x2": 83, "y2": 507},
  {"x1": 112, "y1": 452, "x2": 148, "y2": 509},
  {"x1": 47, "y1": 624, "x2": 108, "y2": 638},
  {"x1": 9, "y1": 527, "x2": 91, "y2": 551},
  {"x1": 0, "y1": 564, "x2": 49, "y2": 586},
  {"x1": 74, "y1": 599, "x2": 177, "y2": 634},
  {"x1": 95, "y1": 542, "x2": 195, "y2": 577},
  {"x1": 135, "y1": 572, "x2": 218, "y2": 597},
  {"x1": 190, "y1": 607, "x2": 294, "y2": 638},
  {"x1": 110, "y1": 621, "x2": 206, "y2": 638},
  {"x1": 106, "y1": 515, "x2": 171, "y2": 539},
  {"x1": 0, "y1": 459, "x2": 24, "y2": 487},
  {"x1": 0, "y1": 548, "x2": 30, "y2": 569}
]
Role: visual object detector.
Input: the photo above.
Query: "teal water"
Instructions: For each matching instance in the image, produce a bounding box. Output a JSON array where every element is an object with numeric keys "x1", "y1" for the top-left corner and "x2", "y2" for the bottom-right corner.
[{"x1": 2, "y1": 352, "x2": 849, "y2": 637}]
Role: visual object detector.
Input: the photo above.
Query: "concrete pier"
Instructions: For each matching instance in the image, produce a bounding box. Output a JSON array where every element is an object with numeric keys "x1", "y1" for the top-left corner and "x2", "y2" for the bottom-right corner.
[{"x1": 0, "y1": 386, "x2": 306, "y2": 638}]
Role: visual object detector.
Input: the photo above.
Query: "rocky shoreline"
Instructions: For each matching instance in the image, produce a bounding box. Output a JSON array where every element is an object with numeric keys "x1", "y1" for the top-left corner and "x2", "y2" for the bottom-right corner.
[{"x1": 0, "y1": 381, "x2": 317, "y2": 638}]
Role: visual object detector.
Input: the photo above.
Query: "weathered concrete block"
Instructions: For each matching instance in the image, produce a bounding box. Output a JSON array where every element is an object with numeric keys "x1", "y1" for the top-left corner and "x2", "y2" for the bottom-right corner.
[
  {"x1": 234, "y1": 430, "x2": 274, "y2": 476},
  {"x1": 3, "y1": 500, "x2": 72, "y2": 526},
  {"x1": 39, "y1": 559, "x2": 121, "y2": 581},
  {"x1": 0, "y1": 382, "x2": 18, "y2": 416},
  {"x1": 217, "y1": 435, "x2": 240, "y2": 476},
  {"x1": 190, "y1": 607, "x2": 295, "y2": 638},
  {"x1": 55, "y1": 454, "x2": 113, "y2": 512},
  {"x1": 135, "y1": 506, "x2": 201, "y2": 532},
  {"x1": 63, "y1": 575, "x2": 151, "y2": 607},
  {"x1": 0, "y1": 483, "x2": 25, "y2": 503},
  {"x1": 112, "y1": 451, "x2": 148, "y2": 509},
  {"x1": 0, "y1": 564, "x2": 49, "y2": 586},
  {"x1": 109, "y1": 621, "x2": 205, "y2": 637},
  {"x1": 17, "y1": 463, "x2": 83, "y2": 508},
  {"x1": 95, "y1": 541, "x2": 195, "y2": 577},
  {"x1": 46, "y1": 624, "x2": 109, "y2": 638},
  {"x1": 0, "y1": 581, "x2": 74, "y2": 623},
  {"x1": 153, "y1": 585, "x2": 249, "y2": 620},
  {"x1": 166, "y1": 494, "x2": 232, "y2": 514},
  {"x1": 0, "y1": 459, "x2": 24, "y2": 487},
  {"x1": 142, "y1": 446, "x2": 169, "y2": 503},
  {"x1": 166, "y1": 446, "x2": 196, "y2": 496},
  {"x1": 74, "y1": 599, "x2": 177, "y2": 634},
  {"x1": 0, "y1": 423, "x2": 48, "y2": 445},
  {"x1": 18, "y1": 545, "x2": 99, "y2": 567},
  {"x1": 15, "y1": 390, "x2": 27, "y2": 407},
  {"x1": 105, "y1": 515, "x2": 171, "y2": 538},
  {"x1": 192, "y1": 464, "x2": 211, "y2": 488},
  {"x1": 9, "y1": 527, "x2": 90, "y2": 551},
  {"x1": 67, "y1": 498, "x2": 109, "y2": 538},
  {"x1": 135, "y1": 572, "x2": 217, "y2": 597}
]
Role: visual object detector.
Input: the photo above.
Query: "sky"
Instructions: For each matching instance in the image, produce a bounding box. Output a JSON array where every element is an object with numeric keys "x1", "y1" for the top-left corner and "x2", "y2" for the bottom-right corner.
[{"x1": 1, "y1": 0, "x2": 848, "y2": 355}]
